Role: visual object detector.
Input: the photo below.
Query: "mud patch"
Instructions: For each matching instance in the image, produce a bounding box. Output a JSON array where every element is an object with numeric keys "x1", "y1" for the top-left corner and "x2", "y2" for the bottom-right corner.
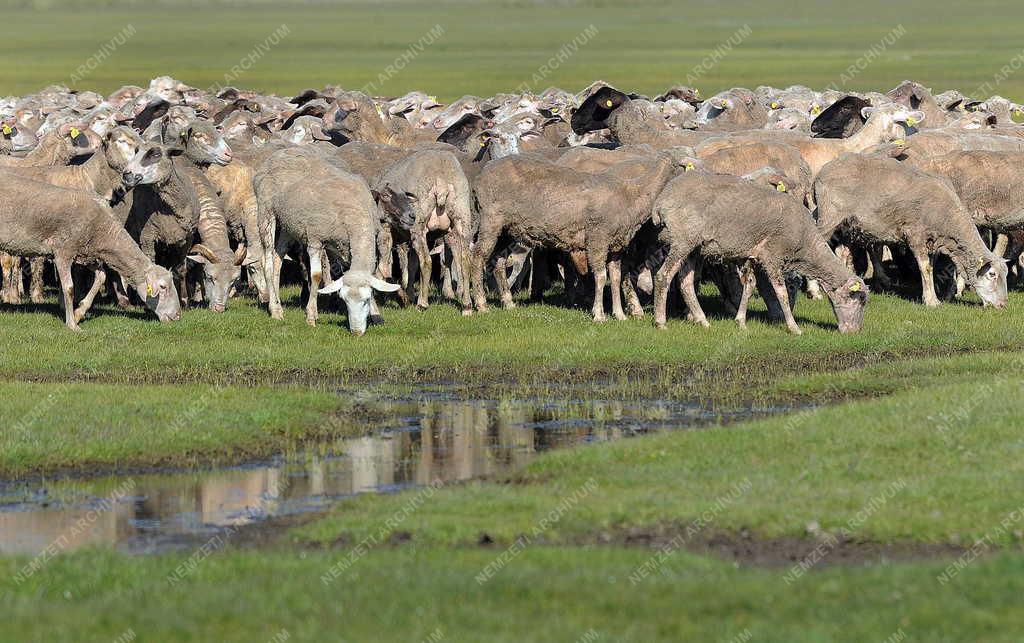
[{"x1": 592, "y1": 524, "x2": 975, "y2": 568}]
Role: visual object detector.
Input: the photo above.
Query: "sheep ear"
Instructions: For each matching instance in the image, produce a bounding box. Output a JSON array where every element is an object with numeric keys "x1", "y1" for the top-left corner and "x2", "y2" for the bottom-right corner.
[
  {"x1": 187, "y1": 254, "x2": 210, "y2": 266},
  {"x1": 319, "y1": 277, "x2": 346, "y2": 295},
  {"x1": 369, "y1": 276, "x2": 401, "y2": 293}
]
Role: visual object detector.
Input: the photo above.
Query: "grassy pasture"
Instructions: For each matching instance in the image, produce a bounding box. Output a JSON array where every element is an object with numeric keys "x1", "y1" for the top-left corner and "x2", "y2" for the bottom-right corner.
[
  {"x1": 4, "y1": 1, "x2": 1024, "y2": 640},
  {"x1": 0, "y1": 0, "x2": 1023, "y2": 101}
]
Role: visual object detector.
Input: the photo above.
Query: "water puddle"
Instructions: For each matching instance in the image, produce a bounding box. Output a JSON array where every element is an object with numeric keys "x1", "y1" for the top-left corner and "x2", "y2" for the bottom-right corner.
[{"x1": 0, "y1": 394, "x2": 779, "y2": 555}]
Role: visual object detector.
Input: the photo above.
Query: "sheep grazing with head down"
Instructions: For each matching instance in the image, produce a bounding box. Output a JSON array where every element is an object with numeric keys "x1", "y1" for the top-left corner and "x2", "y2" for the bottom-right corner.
[
  {"x1": 253, "y1": 147, "x2": 400, "y2": 334},
  {"x1": 651, "y1": 171, "x2": 868, "y2": 334},
  {"x1": 814, "y1": 151, "x2": 1008, "y2": 308}
]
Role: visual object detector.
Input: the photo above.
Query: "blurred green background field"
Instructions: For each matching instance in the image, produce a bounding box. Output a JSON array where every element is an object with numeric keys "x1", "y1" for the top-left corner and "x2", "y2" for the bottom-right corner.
[{"x1": 1, "y1": 0, "x2": 1023, "y2": 101}]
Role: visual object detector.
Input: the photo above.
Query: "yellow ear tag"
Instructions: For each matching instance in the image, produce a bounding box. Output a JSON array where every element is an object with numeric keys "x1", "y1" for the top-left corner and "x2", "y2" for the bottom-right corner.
[
  {"x1": 694, "y1": 88, "x2": 700, "y2": 96},
  {"x1": 70, "y1": 127, "x2": 80, "y2": 138},
  {"x1": 480, "y1": 141, "x2": 486, "y2": 147},
  {"x1": 776, "y1": 181, "x2": 787, "y2": 192},
  {"x1": 893, "y1": 138, "x2": 905, "y2": 146},
  {"x1": 605, "y1": 100, "x2": 613, "y2": 108},
  {"x1": 551, "y1": 107, "x2": 558, "y2": 114},
  {"x1": 848, "y1": 281, "x2": 861, "y2": 292},
  {"x1": 770, "y1": 102, "x2": 779, "y2": 109},
  {"x1": 684, "y1": 162, "x2": 695, "y2": 172},
  {"x1": 146, "y1": 284, "x2": 154, "y2": 297},
  {"x1": 906, "y1": 116, "x2": 917, "y2": 126},
  {"x1": 2, "y1": 124, "x2": 11, "y2": 135},
  {"x1": 428, "y1": 96, "x2": 437, "y2": 102},
  {"x1": 811, "y1": 105, "x2": 822, "y2": 115}
]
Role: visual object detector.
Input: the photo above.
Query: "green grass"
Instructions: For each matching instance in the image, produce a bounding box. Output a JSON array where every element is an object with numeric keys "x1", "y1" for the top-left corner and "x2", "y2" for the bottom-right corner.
[
  {"x1": 1, "y1": 289, "x2": 1023, "y2": 476},
  {"x1": 4, "y1": 2, "x2": 1024, "y2": 639},
  {"x1": 0, "y1": 381, "x2": 363, "y2": 477},
  {"x1": 4, "y1": 541, "x2": 1024, "y2": 641},
  {"x1": 1, "y1": 0, "x2": 1024, "y2": 101},
  {"x1": 1, "y1": 288, "x2": 1022, "y2": 385}
]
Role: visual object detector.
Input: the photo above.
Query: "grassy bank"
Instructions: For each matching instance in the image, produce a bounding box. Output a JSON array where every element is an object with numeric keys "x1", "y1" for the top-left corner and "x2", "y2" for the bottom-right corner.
[{"x1": 0, "y1": 381, "x2": 364, "y2": 478}]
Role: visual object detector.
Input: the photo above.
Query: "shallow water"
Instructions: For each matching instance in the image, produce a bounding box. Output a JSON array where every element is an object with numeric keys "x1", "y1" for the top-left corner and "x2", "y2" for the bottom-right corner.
[{"x1": 0, "y1": 394, "x2": 779, "y2": 555}]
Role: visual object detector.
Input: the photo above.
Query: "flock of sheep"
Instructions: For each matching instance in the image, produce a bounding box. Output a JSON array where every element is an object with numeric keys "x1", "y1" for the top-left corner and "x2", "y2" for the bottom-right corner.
[{"x1": 0, "y1": 76, "x2": 1019, "y2": 334}]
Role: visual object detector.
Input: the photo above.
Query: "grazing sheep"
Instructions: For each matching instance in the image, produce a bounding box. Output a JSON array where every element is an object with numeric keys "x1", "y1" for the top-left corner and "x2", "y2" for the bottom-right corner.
[
  {"x1": 253, "y1": 147, "x2": 400, "y2": 333},
  {"x1": 651, "y1": 172, "x2": 868, "y2": 334},
  {"x1": 814, "y1": 152, "x2": 1007, "y2": 307},
  {"x1": 373, "y1": 149, "x2": 474, "y2": 313},
  {"x1": 473, "y1": 153, "x2": 675, "y2": 321},
  {"x1": 0, "y1": 174, "x2": 181, "y2": 329}
]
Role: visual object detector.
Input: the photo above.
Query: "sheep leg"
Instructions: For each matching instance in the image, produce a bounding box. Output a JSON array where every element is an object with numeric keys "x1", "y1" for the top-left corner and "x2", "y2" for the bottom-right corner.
[
  {"x1": 446, "y1": 228, "x2": 473, "y2": 315},
  {"x1": 471, "y1": 223, "x2": 504, "y2": 312},
  {"x1": 494, "y1": 254, "x2": 516, "y2": 310},
  {"x1": 735, "y1": 262, "x2": 756, "y2": 329},
  {"x1": 108, "y1": 271, "x2": 132, "y2": 308},
  {"x1": 439, "y1": 242, "x2": 456, "y2": 301},
  {"x1": 764, "y1": 268, "x2": 801, "y2": 334},
  {"x1": 267, "y1": 228, "x2": 287, "y2": 321},
  {"x1": 29, "y1": 257, "x2": 46, "y2": 303},
  {"x1": 73, "y1": 268, "x2": 107, "y2": 323},
  {"x1": 653, "y1": 250, "x2": 685, "y2": 329},
  {"x1": 0, "y1": 253, "x2": 20, "y2": 305},
  {"x1": 587, "y1": 244, "x2": 610, "y2": 322},
  {"x1": 241, "y1": 196, "x2": 269, "y2": 303},
  {"x1": 678, "y1": 257, "x2": 709, "y2": 328},
  {"x1": 868, "y1": 245, "x2": 892, "y2": 289},
  {"x1": 306, "y1": 242, "x2": 323, "y2": 326},
  {"x1": 608, "y1": 256, "x2": 627, "y2": 321},
  {"x1": 411, "y1": 226, "x2": 432, "y2": 311},
  {"x1": 54, "y1": 257, "x2": 79, "y2": 331},
  {"x1": 912, "y1": 246, "x2": 940, "y2": 307},
  {"x1": 622, "y1": 272, "x2": 644, "y2": 318}
]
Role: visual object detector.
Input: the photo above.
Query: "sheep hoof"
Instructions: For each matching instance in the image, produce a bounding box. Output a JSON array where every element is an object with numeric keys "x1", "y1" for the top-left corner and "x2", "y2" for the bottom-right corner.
[
  {"x1": 654, "y1": 320, "x2": 667, "y2": 330},
  {"x1": 697, "y1": 320, "x2": 711, "y2": 329},
  {"x1": 416, "y1": 303, "x2": 429, "y2": 312},
  {"x1": 461, "y1": 309, "x2": 473, "y2": 317},
  {"x1": 306, "y1": 318, "x2": 317, "y2": 327},
  {"x1": 788, "y1": 326, "x2": 803, "y2": 335}
]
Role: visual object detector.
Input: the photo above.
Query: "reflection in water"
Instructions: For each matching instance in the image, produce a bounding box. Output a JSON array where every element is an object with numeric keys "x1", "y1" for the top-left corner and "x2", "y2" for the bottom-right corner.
[{"x1": 0, "y1": 396, "x2": 744, "y2": 555}]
